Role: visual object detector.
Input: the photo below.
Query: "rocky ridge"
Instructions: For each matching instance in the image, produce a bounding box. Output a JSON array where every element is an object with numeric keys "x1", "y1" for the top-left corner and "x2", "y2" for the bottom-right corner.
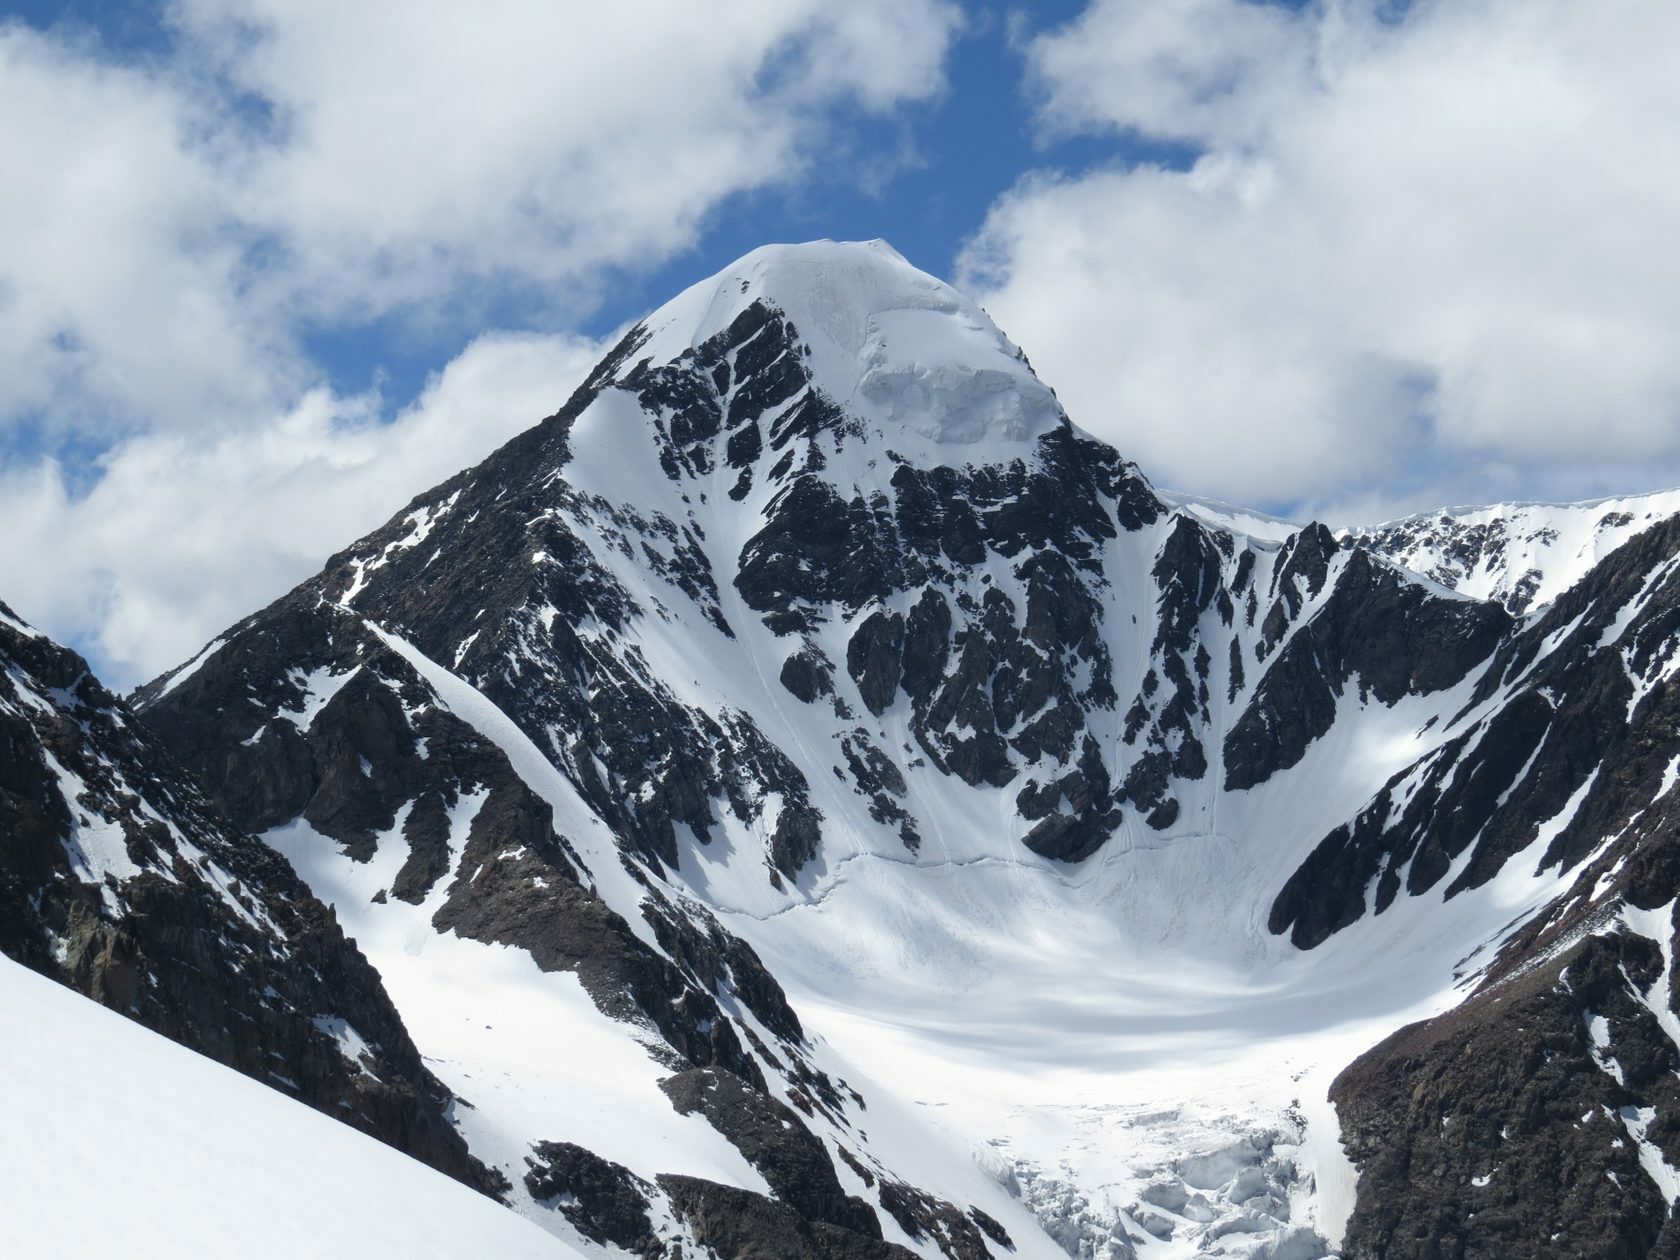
[{"x1": 0, "y1": 600, "x2": 492, "y2": 1193}]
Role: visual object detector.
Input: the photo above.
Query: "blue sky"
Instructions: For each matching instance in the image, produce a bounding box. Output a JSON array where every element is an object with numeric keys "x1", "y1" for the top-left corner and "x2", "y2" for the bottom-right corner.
[
  {"x1": 2, "y1": 0, "x2": 1678, "y2": 684},
  {"x1": 6, "y1": 0, "x2": 1132, "y2": 407},
  {"x1": 305, "y1": 0, "x2": 1141, "y2": 407}
]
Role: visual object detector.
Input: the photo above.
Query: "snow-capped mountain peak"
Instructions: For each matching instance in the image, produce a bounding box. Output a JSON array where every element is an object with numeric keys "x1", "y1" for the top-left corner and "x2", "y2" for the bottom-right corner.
[
  {"x1": 108, "y1": 242, "x2": 1680, "y2": 1259},
  {"x1": 633, "y1": 238, "x2": 1065, "y2": 447}
]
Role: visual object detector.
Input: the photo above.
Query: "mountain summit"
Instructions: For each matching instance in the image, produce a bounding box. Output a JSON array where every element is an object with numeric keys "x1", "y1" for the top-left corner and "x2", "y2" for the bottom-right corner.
[
  {"x1": 636, "y1": 239, "x2": 1064, "y2": 447},
  {"x1": 4, "y1": 240, "x2": 1669, "y2": 1258}
]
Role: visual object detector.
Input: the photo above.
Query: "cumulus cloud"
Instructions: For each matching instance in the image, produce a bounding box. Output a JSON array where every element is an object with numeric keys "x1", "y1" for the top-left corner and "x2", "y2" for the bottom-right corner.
[
  {"x1": 0, "y1": 331, "x2": 602, "y2": 687},
  {"x1": 1030, "y1": 0, "x2": 1316, "y2": 147},
  {"x1": 962, "y1": 0, "x2": 1680, "y2": 521},
  {"x1": 0, "y1": 0, "x2": 960, "y2": 676},
  {"x1": 1, "y1": 1, "x2": 961, "y2": 435},
  {"x1": 171, "y1": 0, "x2": 962, "y2": 329},
  {"x1": 0, "y1": 27, "x2": 293, "y2": 437}
]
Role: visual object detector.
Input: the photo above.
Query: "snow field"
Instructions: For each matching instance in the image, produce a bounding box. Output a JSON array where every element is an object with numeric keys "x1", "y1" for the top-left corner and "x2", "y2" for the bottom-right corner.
[{"x1": 0, "y1": 952, "x2": 576, "y2": 1260}]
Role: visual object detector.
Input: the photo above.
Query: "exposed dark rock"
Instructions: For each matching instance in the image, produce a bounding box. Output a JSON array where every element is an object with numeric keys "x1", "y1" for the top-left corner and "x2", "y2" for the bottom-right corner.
[
  {"x1": 771, "y1": 805, "x2": 825, "y2": 880},
  {"x1": 901, "y1": 588, "x2": 953, "y2": 707},
  {"x1": 739, "y1": 477, "x2": 897, "y2": 631},
  {"x1": 848, "y1": 609, "x2": 906, "y2": 716},
  {"x1": 1225, "y1": 550, "x2": 1510, "y2": 792},
  {"x1": 1334, "y1": 928, "x2": 1674, "y2": 1260},
  {"x1": 877, "y1": 1179, "x2": 998, "y2": 1260},
  {"x1": 1153, "y1": 515, "x2": 1225, "y2": 655},
  {"x1": 1021, "y1": 810, "x2": 1117, "y2": 863},
  {"x1": 969, "y1": 1207, "x2": 1013, "y2": 1251},
  {"x1": 659, "y1": 1175, "x2": 916, "y2": 1260},
  {"x1": 434, "y1": 780, "x2": 765, "y2": 1086},
  {"x1": 782, "y1": 647, "x2": 836, "y2": 703},
  {"x1": 524, "y1": 1141, "x2": 660, "y2": 1254},
  {"x1": 641, "y1": 896, "x2": 805, "y2": 1045},
  {"x1": 0, "y1": 607, "x2": 496, "y2": 1197},
  {"x1": 392, "y1": 789, "x2": 453, "y2": 904},
  {"x1": 660, "y1": 1068, "x2": 879, "y2": 1237}
]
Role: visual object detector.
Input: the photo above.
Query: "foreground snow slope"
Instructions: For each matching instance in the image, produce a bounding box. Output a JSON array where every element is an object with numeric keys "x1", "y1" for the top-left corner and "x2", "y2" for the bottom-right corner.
[{"x1": 0, "y1": 954, "x2": 573, "y2": 1260}]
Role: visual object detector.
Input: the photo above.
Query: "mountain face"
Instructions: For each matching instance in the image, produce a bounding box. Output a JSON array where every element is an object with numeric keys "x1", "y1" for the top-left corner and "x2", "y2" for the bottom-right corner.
[
  {"x1": 115, "y1": 240, "x2": 1680, "y2": 1259},
  {"x1": 1322, "y1": 509, "x2": 1680, "y2": 1259},
  {"x1": 1347, "y1": 491, "x2": 1680, "y2": 615},
  {"x1": 0, "y1": 600, "x2": 493, "y2": 1195}
]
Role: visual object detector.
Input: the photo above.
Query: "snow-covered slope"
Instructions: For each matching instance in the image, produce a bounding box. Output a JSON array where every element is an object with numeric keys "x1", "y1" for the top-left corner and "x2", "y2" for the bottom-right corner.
[
  {"x1": 1346, "y1": 489, "x2": 1680, "y2": 615},
  {"x1": 0, "y1": 953, "x2": 573, "y2": 1260},
  {"x1": 131, "y1": 241, "x2": 1680, "y2": 1260},
  {"x1": 1158, "y1": 490, "x2": 1304, "y2": 544}
]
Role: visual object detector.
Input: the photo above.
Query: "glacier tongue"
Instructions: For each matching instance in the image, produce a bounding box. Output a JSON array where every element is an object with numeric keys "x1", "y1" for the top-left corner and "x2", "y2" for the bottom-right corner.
[{"x1": 636, "y1": 238, "x2": 1065, "y2": 446}]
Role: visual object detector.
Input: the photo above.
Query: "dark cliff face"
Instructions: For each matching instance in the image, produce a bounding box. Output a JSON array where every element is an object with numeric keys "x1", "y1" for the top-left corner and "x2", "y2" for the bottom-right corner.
[
  {"x1": 1274, "y1": 512, "x2": 1680, "y2": 954},
  {"x1": 1333, "y1": 930, "x2": 1676, "y2": 1260},
  {"x1": 0, "y1": 603, "x2": 495, "y2": 1195},
  {"x1": 1322, "y1": 514, "x2": 1680, "y2": 1258},
  {"x1": 1332, "y1": 882, "x2": 1680, "y2": 1260}
]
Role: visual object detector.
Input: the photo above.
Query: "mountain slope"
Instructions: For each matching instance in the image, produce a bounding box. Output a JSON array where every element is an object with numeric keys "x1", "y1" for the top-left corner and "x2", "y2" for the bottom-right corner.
[
  {"x1": 1324, "y1": 511, "x2": 1680, "y2": 1258},
  {"x1": 133, "y1": 240, "x2": 1680, "y2": 1259},
  {"x1": 0, "y1": 952, "x2": 574, "y2": 1260},
  {"x1": 1347, "y1": 489, "x2": 1680, "y2": 615},
  {"x1": 0, "y1": 600, "x2": 493, "y2": 1194}
]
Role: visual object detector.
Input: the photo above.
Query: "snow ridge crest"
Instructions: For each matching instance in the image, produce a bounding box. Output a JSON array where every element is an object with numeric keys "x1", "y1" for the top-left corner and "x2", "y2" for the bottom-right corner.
[{"x1": 636, "y1": 238, "x2": 1066, "y2": 447}]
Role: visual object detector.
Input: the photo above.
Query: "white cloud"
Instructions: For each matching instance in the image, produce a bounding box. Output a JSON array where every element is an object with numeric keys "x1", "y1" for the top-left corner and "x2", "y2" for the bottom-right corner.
[
  {"x1": 0, "y1": 27, "x2": 293, "y2": 436},
  {"x1": 173, "y1": 0, "x2": 960, "y2": 327},
  {"x1": 1030, "y1": 0, "x2": 1315, "y2": 147},
  {"x1": 0, "y1": 0, "x2": 960, "y2": 675},
  {"x1": 0, "y1": 331, "x2": 602, "y2": 688},
  {"x1": 0, "y1": 1, "x2": 961, "y2": 433},
  {"x1": 963, "y1": 0, "x2": 1680, "y2": 520}
]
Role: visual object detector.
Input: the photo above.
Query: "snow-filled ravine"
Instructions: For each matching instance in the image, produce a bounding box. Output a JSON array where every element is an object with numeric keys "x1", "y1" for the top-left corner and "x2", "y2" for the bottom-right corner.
[{"x1": 697, "y1": 698, "x2": 1586, "y2": 1258}]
